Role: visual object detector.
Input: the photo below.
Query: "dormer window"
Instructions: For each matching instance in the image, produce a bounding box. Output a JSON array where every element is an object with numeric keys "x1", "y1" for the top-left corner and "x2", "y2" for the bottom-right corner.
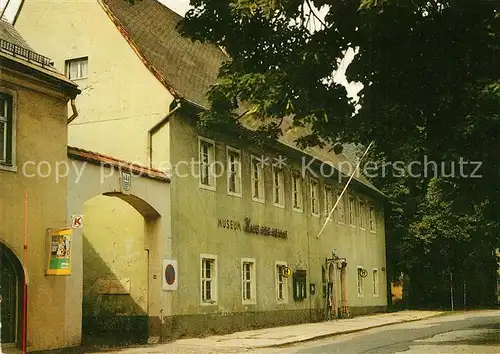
[{"x1": 66, "y1": 57, "x2": 88, "y2": 80}]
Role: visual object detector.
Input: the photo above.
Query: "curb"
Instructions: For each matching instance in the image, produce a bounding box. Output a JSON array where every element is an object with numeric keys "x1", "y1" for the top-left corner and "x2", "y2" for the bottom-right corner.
[{"x1": 251, "y1": 312, "x2": 447, "y2": 349}]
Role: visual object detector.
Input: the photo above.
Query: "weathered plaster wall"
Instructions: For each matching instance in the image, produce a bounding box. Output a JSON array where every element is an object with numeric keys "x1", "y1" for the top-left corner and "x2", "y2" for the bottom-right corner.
[
  {"x1": 166, "y1": 114, "x2": 387, "y2": 336},
  {"x1": 15, "y1": 0, "x2": 175, "y2": 165},
  {"x1": 0, "y1": 71, "x2": 75, "y2": 351}
]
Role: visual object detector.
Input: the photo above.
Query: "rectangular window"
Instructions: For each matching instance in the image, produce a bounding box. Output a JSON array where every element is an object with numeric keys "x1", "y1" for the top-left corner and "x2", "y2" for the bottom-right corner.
[
  {"x1": 242, "y1": 259, "x2": 256, "y2": 303},
  {"x1": 276, "y1": 262, "x2": 288, "y2": 302},
  {"x1": 66, "y1": 57, "x2": 88, "y2": 80},
  {"x1": 310, "y1": 178, "x2": 319, "y2": 216},
  {"x1": 292, "y1": 173, "x2": 303, "y2": 211},
  {"x1": 0, "y1": 94, "x2": 12, "y2": 165},
  {"x1": 273, "y1": 167, "x2": 284, "y2": 207},
  {"x1": 337, "y1": 193, "x2": 345, "y2": 224},
  {"x1": 369, "y1": 205, "x2": 376, "y2": 232},
  {"x1": 324, "y1": 186, "x2": 333, "y2": 220},
  {"x1": 227, "y1": 147, "x2": 242, "y2": 196},
  {"x1": 372, "y1": 269, "x2": 379, "y2": 296},
  {"x1": 357, "y1": 266, "x2": 364, "y2": 297},
  {"x1": 251, "y1": 156, "x2": 265, "y2": 202},
  {"x1": 199, "y1": 137, "x2": 215, "y2": 189},
  {"x1": 201, "y1": 255, "x2": 217, "y2": 304},
  {"x1": 359, "y1": 201, "x2": 366, "y2": 230},
  {"x1": 349, "y1": 196, "x2": 356, "y2": 226}
]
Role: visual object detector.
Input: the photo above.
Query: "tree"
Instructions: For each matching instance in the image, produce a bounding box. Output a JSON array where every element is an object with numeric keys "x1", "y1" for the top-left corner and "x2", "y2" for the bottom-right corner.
[{"x1": 180, "y1": 0, "x2": 500, "y2": 307}]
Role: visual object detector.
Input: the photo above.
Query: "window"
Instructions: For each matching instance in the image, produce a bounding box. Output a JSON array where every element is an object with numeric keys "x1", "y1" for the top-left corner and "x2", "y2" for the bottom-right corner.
[
  {"x1": 276, "y1": 262, "x2": 288, "y2": 302},
  {"x1": 348, "y1": 196, "x2": 356, "y2": 226},
  {"x1": 293, "y1": 270, "x2": 307, "y2": 301},
  {"x1": 199, "y1": 137, "x2": 215, "y2": 189},
  {"x1": 65, "y1": 57, "x2": 88, "y2": 80},
  {"x1": 251, "y1": 156, "x2": 265, "y2": 202},
  {"x1": 324, "y1": 186, "x2": 334, "y2": 220},
  {"x1": 292, "y1": 173, "x2": 303, "y2": 211},
  {"x1": 357, "y1": 266, "x2": 364, "y2": 297},
  {"x1": 337, "y1": 193, "x2": 345, "y2": 224},
  {"x1": 369, "y1": 205, "x2": 376, "y2": 232},
  {"x1": 200, "y1": 254, "x2": 217, "y2": 304},
  {"x1": 0, "y1": 94, "x2": 13, "y2": 166},
  {"x1": 310, "y1": 178, "x2": 320, "y2": 216},
  {"x1": 372, "y1": 269, "x2": 379, "y2": 296},
  {"x1": 227, "y1": 147, "x2": 242, "y2": 196},
  {"x1": 242, "y1": 259, "x2": 256, "y2": 304},
  {"x1": 359, "y1": 201, "x2": 366, "y2": 230},
  {"x1": 272, "y1": 167, "x2": 284, "y2": 207}
]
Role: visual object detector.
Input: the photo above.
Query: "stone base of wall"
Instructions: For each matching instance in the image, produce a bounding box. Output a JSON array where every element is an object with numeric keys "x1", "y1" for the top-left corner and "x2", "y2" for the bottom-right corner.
[
  {"x1": 78, "y1": 306, "x2": 386, "y2": 346},
  {"x1": 82, "y1": 315, "x2": 148, "y2": 346}
]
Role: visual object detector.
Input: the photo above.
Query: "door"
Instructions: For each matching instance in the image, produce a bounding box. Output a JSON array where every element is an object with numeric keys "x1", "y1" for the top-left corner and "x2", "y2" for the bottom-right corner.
[{"x1": 0, "y1": 249, "x2": 18, "y2": 344}]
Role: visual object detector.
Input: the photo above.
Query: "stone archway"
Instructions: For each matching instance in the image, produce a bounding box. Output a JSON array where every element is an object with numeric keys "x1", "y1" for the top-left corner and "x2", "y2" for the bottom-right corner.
[
  {"x1": 67, "y1": 147, "x2": 171, "y2": 345},
  {"x1": 0, "y1": 242, "x2": 25, "y2": 348}
]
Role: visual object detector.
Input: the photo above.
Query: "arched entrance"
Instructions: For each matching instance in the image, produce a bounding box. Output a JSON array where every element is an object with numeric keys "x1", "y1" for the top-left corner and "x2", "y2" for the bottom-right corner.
[{"x1": 0, "y1": 242, "x2": 25, "y2": 348}]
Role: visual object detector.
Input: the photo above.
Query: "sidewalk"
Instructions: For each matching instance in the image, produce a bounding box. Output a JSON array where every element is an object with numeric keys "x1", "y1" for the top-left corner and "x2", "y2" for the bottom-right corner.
[{"x1": 92, "y1": 310, "x2": 444, "y2": 353}]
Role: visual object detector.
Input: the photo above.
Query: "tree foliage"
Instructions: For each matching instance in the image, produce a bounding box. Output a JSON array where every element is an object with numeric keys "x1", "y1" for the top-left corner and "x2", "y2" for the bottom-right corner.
[{"x1": 180, "y1": 1, "x2": 500, "y2": 306}]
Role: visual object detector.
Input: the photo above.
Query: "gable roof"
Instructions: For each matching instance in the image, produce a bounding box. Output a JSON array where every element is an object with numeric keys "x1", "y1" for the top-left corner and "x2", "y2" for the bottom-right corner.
[
  {"x1": 101, "y1": 0, "x2": 226, "y2": 109},
  {"x1": 100, "y1": 0, "x2": 382, "y2": 197}
]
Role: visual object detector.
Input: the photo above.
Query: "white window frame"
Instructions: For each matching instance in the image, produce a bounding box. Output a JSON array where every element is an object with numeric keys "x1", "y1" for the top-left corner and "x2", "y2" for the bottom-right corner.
[
  {"x1": 357, "y1": 266, "x2": 364, "y2": 297},
  {"x1": 275, "y1": 261, "x2": 288, "y2": 303},
  {"x1": 65, "y1": 57, "x2": 88, "y2": 80},
  {"x1": 369, "y1": 204, "x2": 376, "y2": 233},
  {"x1": 0, "y1": 88, "x2": 17, "y2": 172},
  {"x1": 372, "y1": 268, "x2": 379, "y2": 297},
  {"x1": 200, "y1": 254, "x2": 218, "y2": 305},
  {"x1": 272, "y1": 166, "x2": 285, "y2": 208},
  {"x1": 348, "y1": 195, "x2": 356, "y2": 227},
  {"x1": 198, "y1": 136, "x2": 216, "y2": 191},
  {"x1": 226, "y1": 146, "x2": 242, "y2": 197},
  {"x1": 292, "y1": 172, "x2": 303, "y2": 212},
  {"x1": 359, "y1": 200, "x2": 366, "y2": 230},
  {"x1": 241, "y1": 258, "x2": 257, "y2": 305},
  {"x1": 251, "y1": 155, "x2": 265, "y2": 203},
  {"x1": 337, "y1": 193, "x2": 345, "y2": 224},
  {"x1": 324, "y1": 185, "x2": 333, "y2": 221},
  {"x1": 310, "y1": 178, "x2": 320, "y2": 217}
]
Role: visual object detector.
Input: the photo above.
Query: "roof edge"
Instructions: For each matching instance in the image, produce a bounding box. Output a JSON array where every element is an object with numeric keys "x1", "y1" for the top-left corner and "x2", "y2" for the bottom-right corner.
[{"x1": 67, "y1": 145, "x2": 170, "y2": 183}]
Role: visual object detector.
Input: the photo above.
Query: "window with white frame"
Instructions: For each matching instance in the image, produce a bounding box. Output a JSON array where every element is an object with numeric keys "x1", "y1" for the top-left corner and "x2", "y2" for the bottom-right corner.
[
  {"x1": 0, "y1": 94, "x2": 13, "y2": 165},
  {"x1": 369, "y1": 205, "x2": 376, "y2": 232},
  {"x1": 66, "y1": 57, "x2": 88, "y2": 80},
  {"x1": 372, "y1": 268, "x2": 379, "y2": 296},
  {"x1": 251, "y1": 156, "x2": 265, "y2": 202},
  {"x1": 242, "y1": 259, "x2": 256, "y2": 303},
  {"x1": 199, "y1": 137, "x2": 215, "y2": 189},
  {"x1": 348, "y1": 196, "x2": 356, "y2": 226},
  {"x1": 273, "y1": 167, "x2": 284, "y2": 207},
  {"x1": 310, "y1": 178, "x2": 320, "y2": 216},
  {"x1": 276, "y1": 262, "x2": 288, "y2": 302},
  {"x1": 227, "y1": 147, "x2": 242, "y2": 196},
  {"x1": 324, "y1": 186, "x2": 333, "y2": 220},
  {"x1": 337, "y1": 193, "x2": 346, "y2": 224},
  {"x1": 359, "y1": 201, "x2": 366, "y2": 229},
  {"x1": 292, "y1": 173, "x2": 303, "y2": 211},
  {"x1": 201, "y1": 255, "x2": 217, "y2": 304},
  {"x1": 357, "y1": 266, "x2": 364, "y2": 297}
]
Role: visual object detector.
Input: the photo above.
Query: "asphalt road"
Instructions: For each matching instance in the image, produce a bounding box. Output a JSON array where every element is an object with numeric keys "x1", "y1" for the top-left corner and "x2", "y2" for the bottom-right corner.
[{"x1": 263, "y1": 310, "x2": 500, "y2": 354}]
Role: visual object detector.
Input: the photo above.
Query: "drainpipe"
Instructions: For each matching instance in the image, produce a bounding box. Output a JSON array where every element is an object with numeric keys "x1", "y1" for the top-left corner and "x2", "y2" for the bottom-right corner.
[
  {"x1": 148, "y1": 100, "x2": 182, "y2": 168},
  {"x1": 67, "y1": 99, "x2": 79, "y2": 124}
]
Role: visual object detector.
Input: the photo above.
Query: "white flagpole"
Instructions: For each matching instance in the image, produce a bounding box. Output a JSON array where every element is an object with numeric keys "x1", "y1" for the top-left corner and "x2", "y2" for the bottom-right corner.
[{"x1": 316, "y1": 141, "x2": 374, "y2": 239}]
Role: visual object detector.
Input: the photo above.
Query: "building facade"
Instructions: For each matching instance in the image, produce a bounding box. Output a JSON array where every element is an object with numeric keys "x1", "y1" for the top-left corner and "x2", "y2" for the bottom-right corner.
[
  {"x1": 14, "y1": 0, "x2": 388, "y2": 345},
  {"x1": 0, "y1": 19, "x2": 80, "y2": 351}
]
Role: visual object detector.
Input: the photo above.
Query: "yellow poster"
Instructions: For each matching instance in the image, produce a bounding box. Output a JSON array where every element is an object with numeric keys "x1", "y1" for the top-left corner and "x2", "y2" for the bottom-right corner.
[{"x1": 46, "y1": 228, "x2": 72, "y2": 276}]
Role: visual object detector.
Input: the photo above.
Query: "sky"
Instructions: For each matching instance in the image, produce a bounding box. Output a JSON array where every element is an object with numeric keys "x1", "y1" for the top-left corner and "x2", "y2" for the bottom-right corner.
[{"x1": 161, "y1": 0, "x2": 191, "y2": 16}]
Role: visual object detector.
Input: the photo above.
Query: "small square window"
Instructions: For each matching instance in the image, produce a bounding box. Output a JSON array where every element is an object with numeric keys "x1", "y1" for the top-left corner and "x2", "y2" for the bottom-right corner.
[{"x1": 66, "y1": 57, "x2": 88, "y2": 80}]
